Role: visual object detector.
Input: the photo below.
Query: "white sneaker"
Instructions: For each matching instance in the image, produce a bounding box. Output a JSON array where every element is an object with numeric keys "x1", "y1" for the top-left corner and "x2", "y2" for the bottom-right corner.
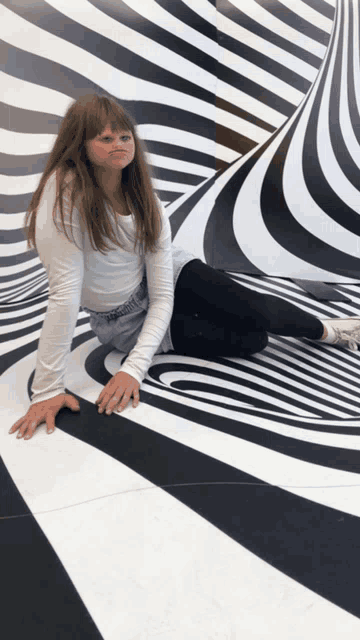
[{"x1": 321, "y1": 317, "x2": 360, "y2": 351}]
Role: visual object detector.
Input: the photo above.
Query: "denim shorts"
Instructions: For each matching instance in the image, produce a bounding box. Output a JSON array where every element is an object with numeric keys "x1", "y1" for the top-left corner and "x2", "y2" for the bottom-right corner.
[{"x1": 82, "y1": 244, "x2": 197, "y2": 355}]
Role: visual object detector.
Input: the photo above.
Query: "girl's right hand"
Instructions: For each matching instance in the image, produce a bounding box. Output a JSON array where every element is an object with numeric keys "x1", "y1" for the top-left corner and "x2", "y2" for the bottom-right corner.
[{"x1": 8, "y1": 394, "x2": 81, "y2": 441}]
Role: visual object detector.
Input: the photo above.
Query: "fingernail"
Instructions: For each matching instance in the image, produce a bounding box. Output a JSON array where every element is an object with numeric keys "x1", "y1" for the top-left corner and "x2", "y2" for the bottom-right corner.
[
  {"x1": 106, "y1": 409, "x2": 111, "y2": 415},
  {"x1": 98, "y1": 408, "x2": 102, "y2": 413},
  {"x1": 24, "y1": 435, "x2": 30, "y2": 440},
  {"x1": 17, "y1": 434, "x2": 22, "y2": 439},
  {"x1": 48, "y1": 429, "x2": 54, "y2": 434}
]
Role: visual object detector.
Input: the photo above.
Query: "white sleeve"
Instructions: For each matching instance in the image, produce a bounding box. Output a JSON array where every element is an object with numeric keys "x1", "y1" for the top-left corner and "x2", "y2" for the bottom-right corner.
[
  {"x1": 30, "y1": 172, "x2": 85, "y2": 406},
  {"x1": 119, "y1": 200, "x2": 174, "y2": 384}
]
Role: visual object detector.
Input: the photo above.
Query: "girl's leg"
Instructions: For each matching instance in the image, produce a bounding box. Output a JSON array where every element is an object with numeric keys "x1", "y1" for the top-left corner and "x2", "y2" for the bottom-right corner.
[{"x1": 170, "y1": 260, "x2": 324, "y2": 356}]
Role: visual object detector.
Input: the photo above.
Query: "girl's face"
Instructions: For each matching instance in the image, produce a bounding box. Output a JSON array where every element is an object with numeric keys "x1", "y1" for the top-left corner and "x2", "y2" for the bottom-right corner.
[{"x1": 85, "y1": 123, "x2": 136, "y2": 172}]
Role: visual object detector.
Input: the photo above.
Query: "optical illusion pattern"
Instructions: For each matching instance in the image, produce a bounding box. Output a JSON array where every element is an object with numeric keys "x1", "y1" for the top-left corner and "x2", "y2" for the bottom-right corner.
[{"x1": 3, "y1": 0, "x2": 360, "y2": 635}]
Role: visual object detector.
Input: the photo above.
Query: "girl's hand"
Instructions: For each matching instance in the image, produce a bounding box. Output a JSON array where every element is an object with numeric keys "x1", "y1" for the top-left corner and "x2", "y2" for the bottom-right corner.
[
  {"x1": 95, "y1": 371, "x2": 140, "y2": 415},
  {"x1": 8, "y1": 394, "x2": 81, "y2": 440}
]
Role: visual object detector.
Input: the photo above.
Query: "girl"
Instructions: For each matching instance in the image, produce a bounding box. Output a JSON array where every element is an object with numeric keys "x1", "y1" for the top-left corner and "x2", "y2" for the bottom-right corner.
[{"x1": 9, "y1": 93, "x2": 360, "y2": 441}]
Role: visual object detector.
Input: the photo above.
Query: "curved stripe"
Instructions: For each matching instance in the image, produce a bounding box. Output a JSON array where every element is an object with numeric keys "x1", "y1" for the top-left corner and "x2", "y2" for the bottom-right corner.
[
  {"x1": 216, "y1": 6, "x2": 319, "y2": 83},
  {"x1": 154, "y1": 0, "x2": 218, "y2": 40},
  {"x1": 255, "y1": 0, "x2": 331, "y2": 45},
  {"x1": 0, "y1": 152, "x2": 47, "y2": 177},
  {"x1": 146, "y1": 153, "x2": 215, "y2": 179},
  {"x1": 228, "y1": 0, "x2": 328, "y2": 58},
  {"x1": 279, "y1": 0, "x2": 334, "y2": 32},
  {"x1": 1, "y1": 6, "x2": 220, "y2": 126},
  {"x1": 217, "y1": 25, "x2": 312, "y2": 98},
  {"x1": 181, "y1": 0, "x2": 217, "y2": 28},
  {"x1": 0, "y1": 101, "x2": 61, "y2": 135},
  {"x1": 299, "y1": 0, "x2": 335, "y2": 19},
  {"x1": 262, "y1": 123, "x2": 360, "y2": 279},
  {"x1": 302, "y1": 11, "x2": 360, "y2": 237}
]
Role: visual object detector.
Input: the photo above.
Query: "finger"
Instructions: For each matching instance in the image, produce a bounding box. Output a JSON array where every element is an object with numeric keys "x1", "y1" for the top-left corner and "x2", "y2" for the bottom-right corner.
[
  {"x1": 23, "y1": 421, "x2": 39, "y2": 440},
  {"x1": 18, "y1": 420, "x2": 37, "y2": 440},
  {"x1": 9, "y1": 418, "x2": 25, "y2": 434},
  {"x1": 117, "y1": 389, "x2": 138, "y2": 413},
  {"x1": 106, "y1": 394, "x2": 124, "y2": 414}
]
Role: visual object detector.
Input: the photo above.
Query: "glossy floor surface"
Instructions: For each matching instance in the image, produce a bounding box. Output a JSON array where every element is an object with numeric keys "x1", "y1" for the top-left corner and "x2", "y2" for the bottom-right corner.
[{"x1": 2, "y1": 273, "x2": 360, "y2": 639}]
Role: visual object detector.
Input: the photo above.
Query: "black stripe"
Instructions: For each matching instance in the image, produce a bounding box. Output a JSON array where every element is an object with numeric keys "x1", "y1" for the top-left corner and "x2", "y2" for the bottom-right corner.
[
  {"x1": 0, "y1": 152, "x2": 48, "y2": 176},
  {"x1": 146, "y1": 140, "x2": 220, "y2": 171},
  {"x1": 0, "y1": 228, "x2": 28, "y2": 244},
  {"x1": 155, "y1": 190, "x2": 183, "y2": 204},
  {"x1": 4, "y1": 1, "x2": 218, "y2": 108},
  {"x1": 302, "y1": 8, "x2": 360, "y2": 238},
  {"x1": 216, "y1": 0, "x2": 324, "y2": 68},
  {"x1": 216, "y1": 96, "x2": 276, "y2": 134},
  {"x1": 153, "y1": 167, "x2": 204, "y2": 186},
  {"x1": 0, "y1": 263, "x2": 44, "y2": 286},
  {"x1": 328, "y1": 0, "x2": 360, "y2": 189},
  {"x1": 217, "y1": 29, "x2": 312, "y2": 95},
  {"x1": 0, "y1": 193, "x2": 33, "y2": 214},
  {"x1": 169, "y1": 171, "x2": 221, "y2": 238},
  {"x1": 154, "y1": 0, "x2": 218, "y2": 41},
  {"x1": 204, "y1": 160, "x2": 264, "y2": 274},
  {"x1": 347, "y1": 0, "x2": 360, "y2": 147},
  {"x1": 91, "y1": 0, "x2": 217, "y2": 61},
  {"x1": 0, "y1": 101, "x2": 61, "y2": 134},
  {"x1": 300, "y1": 0, "x2": 336, "y2": 20},
  {"x1": 262, "y1": 119, "x2": 360, "y2": 278},
  {"x1": 1, "y1": 458, "x2": 104, "y2": 640},
  {"x1": 255, "y1": 0, "x2": 331, "y2": 46},
  {"x1": 0, "y1": 247, "x2": 38, "y2": 268}
]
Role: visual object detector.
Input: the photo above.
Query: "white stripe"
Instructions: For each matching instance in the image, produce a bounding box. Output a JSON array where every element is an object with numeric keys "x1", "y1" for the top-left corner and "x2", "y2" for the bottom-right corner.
[
  {"x1": 181, "y1": 0, "x2": 217, "y2": 27},
  {"x1": 276, "y1": 0, "x2": 333, "y2": 33},
  {"x1": 0, "y1": 212, "x2": 27, "y2": 230},
  {"x1": 64, "y1": 344, "x2": 360, "y2": 520},
  {"x1": 228, "y1": 0, "x2": 328, "y2": 58},
  {"x1": 46, "y1": 0, "x2": 273, "y2": 138},
  {"x1": 216, "y1": 11, "x2": 318, "y2": 84},
  {"x1": 316, "y1": 4, "x2": 360, "y2": 215},
  {"x1": 169, "y1": 371, "x2": 320, "y2": 417},
  {"x1": 139, "y1": 124, "x2": 238, "y2": 163},
  {"x1": 232, "y1": 108, "x2": 353, "y2": 282},
  {"x1": 0, "y1": 7, "x2": 239, "y2": 143},
  {"x1": 0, "y1": 298, "x2": 47, "y2": 321},
  {"x1": 0, "y1": 172, "x2": 42, "y2": 195},
  {"x1": 352, "y1": 0, "x2": 360, "y2": 117},
  {"x1": 145, "y1": 153, "x2": 215, "y2": 178},
  {"x1": 282, "y1": 10, "x2": 360, "y2": 259},
  {"x1": 336, "y1": 0, "x2": 360, "y2": 170},
  {"x1": 257, "y1": 353, "x2": 360, "y2": 413},
  {"x1": 263, "y1": 346, "x2": 360, "y2": 401},
  {"x1": 120, "y1": 0, "x2": 218, "y2": 59},
  {"x1": 216, "y1": 78, "x2": 287, "y2": 129},
  {"x1": 0, "y1": 122, "x2": 236, "y2": 164},
  {"x1": 0, "y1": 127, "x2": 56, "y2": 156},
  {"x1": 152, "y1": 178, "x2": 193, "y2": 193},
  {"x1": 171, "y1": 152, "x2": 248, "y2": 262},
  {"x1": 1, "y1": 70, "x2": 72, "y2": 115},
  {"x1": 217, "y1": 29, "x2": 307, "y2": 105},
  {"x1": 0, "y1": 256, "x2": 40, "y2": 278},
  {"x1": 0, "y1": 240, "x2": 31, "y2": 257}
]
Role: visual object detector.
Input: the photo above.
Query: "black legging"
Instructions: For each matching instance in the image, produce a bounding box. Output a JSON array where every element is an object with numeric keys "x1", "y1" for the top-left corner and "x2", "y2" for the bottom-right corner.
[{"x1": 170, "y1": 260, "x2": 324, "y2": 358}]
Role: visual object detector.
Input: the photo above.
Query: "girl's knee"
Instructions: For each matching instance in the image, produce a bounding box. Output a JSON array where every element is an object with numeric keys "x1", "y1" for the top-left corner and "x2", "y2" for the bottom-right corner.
[{"x1": 234, "y1": 330, "x2": 268, "y2": 356}]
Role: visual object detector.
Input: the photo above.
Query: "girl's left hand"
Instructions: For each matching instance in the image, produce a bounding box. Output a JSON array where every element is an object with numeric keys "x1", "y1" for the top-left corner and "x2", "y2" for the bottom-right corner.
[{"x1": 95, "y1": 371, "x2": 140, "y2": 415}]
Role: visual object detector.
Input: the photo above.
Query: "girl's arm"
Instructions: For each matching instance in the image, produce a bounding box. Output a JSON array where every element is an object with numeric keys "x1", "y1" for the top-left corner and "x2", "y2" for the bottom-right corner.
[
  {"x1": 119, "y1": 199, "x2": 174, "y2": 384},
  {"x1": 30, "y1": 171, "x2": 85, "y2": 406}
]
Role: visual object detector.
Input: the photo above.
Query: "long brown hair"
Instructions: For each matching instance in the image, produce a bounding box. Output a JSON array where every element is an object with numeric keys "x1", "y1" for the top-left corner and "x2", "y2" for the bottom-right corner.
[{"x1": 24, "y1": 93, "x2": 162, "y2": 256}]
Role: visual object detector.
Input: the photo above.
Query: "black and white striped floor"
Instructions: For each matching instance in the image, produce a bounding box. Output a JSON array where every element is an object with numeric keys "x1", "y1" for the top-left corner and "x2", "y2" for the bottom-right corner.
[{"x1": 2, "y1": 273, "x2": 360, "y2": 639}]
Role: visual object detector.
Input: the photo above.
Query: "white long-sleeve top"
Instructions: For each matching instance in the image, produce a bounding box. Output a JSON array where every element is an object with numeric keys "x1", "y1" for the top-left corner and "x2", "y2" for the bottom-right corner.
[{"x1": 30, "y1": 169, "x2": 175, "y2": 406}]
